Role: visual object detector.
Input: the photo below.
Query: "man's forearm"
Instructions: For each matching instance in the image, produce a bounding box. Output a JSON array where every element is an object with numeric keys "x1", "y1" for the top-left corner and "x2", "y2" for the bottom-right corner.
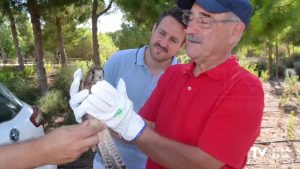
[
  {"x1": 0, "y1": 138, "x2": 46, "y2": 169},
  {"x1": 134, "y1": 127, "x2": 224, "y2": 169}
]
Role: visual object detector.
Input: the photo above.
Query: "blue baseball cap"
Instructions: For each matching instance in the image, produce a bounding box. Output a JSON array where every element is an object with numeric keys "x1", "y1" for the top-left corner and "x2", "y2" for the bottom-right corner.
[{"x1": 177, "y1": 0, "x2": 253, "y2": 26}]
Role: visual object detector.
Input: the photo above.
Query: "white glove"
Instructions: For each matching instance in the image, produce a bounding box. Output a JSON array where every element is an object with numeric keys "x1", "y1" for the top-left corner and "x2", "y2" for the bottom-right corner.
[
  {"x1": 81, "y1": 79, "x2": 146, "y2": 141},
  {"x1": 69, "y1": 69, "x2": 89, "y2": 123}
]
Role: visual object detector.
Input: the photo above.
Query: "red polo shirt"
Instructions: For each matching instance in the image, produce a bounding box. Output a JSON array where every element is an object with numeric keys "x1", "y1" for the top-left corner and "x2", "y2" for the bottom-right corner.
[{"x1": 140, "y1": 57, "x2": 264, "y2": 169}]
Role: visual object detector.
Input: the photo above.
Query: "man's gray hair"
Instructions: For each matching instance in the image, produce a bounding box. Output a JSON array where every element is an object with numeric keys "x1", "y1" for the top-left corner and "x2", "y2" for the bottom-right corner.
[{"x1": 227, "y1": 12, "x2": 243, "y2": 48}]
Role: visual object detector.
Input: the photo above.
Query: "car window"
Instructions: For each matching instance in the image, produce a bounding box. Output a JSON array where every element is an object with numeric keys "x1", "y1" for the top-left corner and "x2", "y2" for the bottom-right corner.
[{"x1": 0, "y1": 83, "x2": 23, "y2": 123}]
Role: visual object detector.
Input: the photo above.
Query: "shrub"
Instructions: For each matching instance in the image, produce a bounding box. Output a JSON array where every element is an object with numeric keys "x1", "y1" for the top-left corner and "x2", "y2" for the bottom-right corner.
[
  {"x1": 270, "y1": 63, "x2": 286, "y2": 79},
  {"x1": 240, "y1": 59, "x2": 266, "y2": 78},
  {"x1": 282, "y1": 53, "x2": 300, "y2": 68},
  {"x1": 0, "y1": 66, "x2": 39, "y2": 104},
  {"x1": 284, "y1": 75, "x2": 300, "y2": 96},
  {"x1": 23, "y1": 65, "x2": 36, "y2": 77},
  {"x1": 0, "y1": 67, "x2": 14, "y2": 84},
  {"x1": 37, "y1": 89, "x2": 68, "y2": 121},
  {"x1": 11, "y1": 77, "x2": 39, "y2": 105},
  {"x1": 256, "y1": 59, "x2": 268, "y2": 71},
  {"x1": 260, "y1": 70, "x2": 270, "y2": 82},
  {"x1": 243, "y1": 62, "x2": 258, "y2": 76},
  {"x1": 52, "y1": 61, "x2": 91, "y2": 97},
  {"x1": 294, "y1": 62, "x2": 300, "y2": 79}
]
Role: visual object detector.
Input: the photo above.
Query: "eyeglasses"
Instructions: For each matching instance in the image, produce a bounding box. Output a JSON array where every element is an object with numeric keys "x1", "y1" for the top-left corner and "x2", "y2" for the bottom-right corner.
[{"x1": 182, "y1": 13, "x2": 240, "y2": 28}]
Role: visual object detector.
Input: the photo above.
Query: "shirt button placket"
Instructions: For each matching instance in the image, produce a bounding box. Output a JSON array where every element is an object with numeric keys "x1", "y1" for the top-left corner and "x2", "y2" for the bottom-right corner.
[{"x1": 187, "y1": 86, "x2": 192, "y2": 91}]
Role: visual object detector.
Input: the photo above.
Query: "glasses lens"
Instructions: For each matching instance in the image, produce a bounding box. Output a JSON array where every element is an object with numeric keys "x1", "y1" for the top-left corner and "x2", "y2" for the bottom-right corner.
[{"x1": 200, "y1": 17, "x2": 211, "y2": 25}]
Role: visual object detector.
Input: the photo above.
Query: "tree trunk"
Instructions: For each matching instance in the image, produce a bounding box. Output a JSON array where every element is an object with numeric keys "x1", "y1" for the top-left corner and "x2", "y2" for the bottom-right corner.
[
  {"x1": 56, "y1": 16, "x2": 68, "y2": 67},
  {"x1": 266, "y1": 42, "x2": 273, "y2": 79},
  {"x1": 275, "y1": 42, "x2": 279, "y2": 79},
  {"x1": 91, "y1": 0, "x2": 114, "y2": 69},
  {"x1": 92, "y1": 0, "x2": 101, "y2": 68},
  {"x1": 1, "y1": 48, "x2": 8, "y2": 64},
  {"x1": 292, "y1": 45, "x2": 295, "y2": 55},
  {"x1": 286, "y1": 44, "x2": 291, "y2": 58},
  {"x1": 27, "y1": 0, "x2": 48, "y2": 96},
  {"x1": 5, "y1": 1, "x2": 24, "y2": 71}
]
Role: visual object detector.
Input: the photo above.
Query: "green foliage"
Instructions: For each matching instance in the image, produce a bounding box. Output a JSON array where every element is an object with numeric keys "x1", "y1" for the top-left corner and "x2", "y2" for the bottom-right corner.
[
  {"x1": 284, "y1": 75, "x2": 300, "y2": 95},
  {"x1": 98, "y1": 33, "x2": 118, "y2": 66},
  {"x1": 177, "y1": 54, "x2": 190, "y2": 64},
  {"x1": 52, "y1": 61, "x2": 90, "y2": 97},
  {"x1": 37, "y1": 89, "x2": 68, "y2": 121},
  {"x1": 287, "y1": 111, "x2": 296, "y2": 140},
  {"x1": 0, "y1": 68, "x2": 14, "y2": 82},
  {"x1": 240, "y1": 58, "x2": 268, "y2": 79},
  {"x1": 15, "y1": 12, "x2": 34, "y2": 58},
  {"x1": 116, "y1": 0, "x2": 175, "y2": 27},
  {"x1": 294, "y1": 62, "x2": 300, "y2": 78},
  {"x1": 280, "y1": 75, "x2": 300, "y2": 116},
  {"x1": 0, "y1": 20, "x2": 14, "y2": 58},
  {"x1": 0, "y1": 66, "x2": 39, "y2": 104},
  {"x1": 110, "y1": 23, "x2": 150, "y2": 50},
  {"x1": 66, "y1": 28, "x2": 93, "y2": 58},
  {"x1": 240, "y1": 58, "x2": 271, "y2": 81},
  {"x1": 0, "y1": 9, "x2": 33, "y2": 59},
  {"x1": 240, "y1": 0, "x2": 300, "y2": 54},
  {"x1": 282, "y1": 53, "x2": 300, "y2": 68},
  {"x1": 279, "y1": 94, "x2": 290, "y2": 107},
  {"x1": 260, "y1": 70, "x2": 270, "y2": 82},
  {"x1": 242, "y1": 62, "x2": 259, "y2": 76},
  {"x1": 23, "y1": 65, "x2": 36, "y2": 77},
  {"x1": 44, "y1": 62, "x2": 54, "y2": 74}
]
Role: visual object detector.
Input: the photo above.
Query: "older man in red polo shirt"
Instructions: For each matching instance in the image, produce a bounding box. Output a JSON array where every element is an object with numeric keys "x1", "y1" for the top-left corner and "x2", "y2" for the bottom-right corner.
[{"x1": 70, "y1": 0, "x2": 264, "y2": 168}]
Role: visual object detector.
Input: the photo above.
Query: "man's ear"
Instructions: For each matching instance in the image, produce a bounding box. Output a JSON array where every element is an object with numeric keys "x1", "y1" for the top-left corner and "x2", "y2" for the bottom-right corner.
[{"x1": 229, "y1": 22, "x2": 245, "y2": 45}]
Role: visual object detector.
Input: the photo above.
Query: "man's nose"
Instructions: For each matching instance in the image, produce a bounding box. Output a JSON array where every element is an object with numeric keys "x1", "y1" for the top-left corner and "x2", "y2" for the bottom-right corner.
[
  {"x1": 185, "y1": 19, "x2": 198, "y2": 34},
  {"x1": 159, "y1": 37, "x2": 168, "y2": 47}
]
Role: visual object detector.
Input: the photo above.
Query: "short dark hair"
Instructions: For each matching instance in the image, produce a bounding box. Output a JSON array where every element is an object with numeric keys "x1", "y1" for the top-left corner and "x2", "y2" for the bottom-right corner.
[{"x1": 154, "y1": 7, "x2": 188, "y2": 29}]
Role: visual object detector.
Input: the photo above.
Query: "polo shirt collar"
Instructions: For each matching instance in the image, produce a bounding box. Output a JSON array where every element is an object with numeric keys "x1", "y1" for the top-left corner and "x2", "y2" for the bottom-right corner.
[
  {"x1": 135, "y1": 46, "x2": 148, "y2": 66},
  {"x1": 183, "y1": 56, "x2": 239, "y2": 80},
  {"x1": 135, "y1": 45, "x2": 178, "y2": 66}
]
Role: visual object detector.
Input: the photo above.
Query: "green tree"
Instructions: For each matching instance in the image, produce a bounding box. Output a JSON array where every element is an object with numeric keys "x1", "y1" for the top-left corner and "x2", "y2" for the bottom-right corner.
[
  {"x1": 116, "y1": 0, "x2": 175, "y2": 28},
  {"x1": 0, "y1": 20, "x2": 14, "y2": 63},
  {"x1": 240, "y1": 0, "x2": 300, "y2": 79},
  {"x1": 26, "y1": 0, "x2": 48, "y2": 95},
  {"x1": 98, "y1": 32, "x2": 118, "y2": 66},
  {"x1": 0, "y1": 0, "x2": 25, "y2": 70},
  {"x1": 42, "y1": 1, "x2": 92, "y2": 67},
  {"x1": 66, "y1": 28, "x2": 93, "y2": 59},
  {"x1": 91, "y1": 0, "x2": 114, "y2": 68},
  {"x1": 110, "y1": 22, "x2": 150, "y2": 50}
]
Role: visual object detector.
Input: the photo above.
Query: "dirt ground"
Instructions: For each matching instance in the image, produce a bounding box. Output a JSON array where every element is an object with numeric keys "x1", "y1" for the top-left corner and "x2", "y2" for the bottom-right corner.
[
  {"x1": 57, "y1": 81, "x2": 300, "y2": 169},
  {"x1": 246, "y1": 81, "x2": 300, "y2": 169}
]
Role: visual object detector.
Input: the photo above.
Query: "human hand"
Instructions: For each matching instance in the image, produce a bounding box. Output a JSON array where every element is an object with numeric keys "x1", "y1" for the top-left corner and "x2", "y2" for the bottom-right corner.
[
  {"x1": 82, "y1": 79, "x2": 146, "y2": 141},
  {"x1": 69, "y1": 68, "x2": 89, "y2": 123},
  {"x1": 37, "y1": 121, "x2": 104, "y2": 165}
]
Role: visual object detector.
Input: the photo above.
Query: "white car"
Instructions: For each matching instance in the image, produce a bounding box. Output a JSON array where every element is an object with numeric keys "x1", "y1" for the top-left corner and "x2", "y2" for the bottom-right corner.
[{"x1": 0, "y1": 83, "x2": 57, "y2": 169}]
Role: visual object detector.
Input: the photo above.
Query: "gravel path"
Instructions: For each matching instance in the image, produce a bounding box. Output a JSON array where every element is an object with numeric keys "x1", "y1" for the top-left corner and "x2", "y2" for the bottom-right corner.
[{"x1": 246, "y1": 81, "x2": 300, "y2": 169}]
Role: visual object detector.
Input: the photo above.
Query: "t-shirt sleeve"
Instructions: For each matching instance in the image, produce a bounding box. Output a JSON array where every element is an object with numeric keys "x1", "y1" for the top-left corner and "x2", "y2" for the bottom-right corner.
[{"x1": 198, "y1": 80, "x2": 264, "y2": 168}]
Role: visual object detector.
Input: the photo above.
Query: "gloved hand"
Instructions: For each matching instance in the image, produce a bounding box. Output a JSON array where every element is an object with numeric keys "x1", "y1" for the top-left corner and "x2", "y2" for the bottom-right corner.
[
  {"x1": 81, "y1": 79, "x2": 146, "y2": 141},
  {"x1": 69, "y1": 69, "x2": 89, "y2": 123}
]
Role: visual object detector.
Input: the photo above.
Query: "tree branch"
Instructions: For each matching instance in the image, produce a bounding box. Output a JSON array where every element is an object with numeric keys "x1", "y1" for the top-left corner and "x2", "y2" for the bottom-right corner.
[{"x1": 96, "y1": 0, "x2": 114, "y2": 18}]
